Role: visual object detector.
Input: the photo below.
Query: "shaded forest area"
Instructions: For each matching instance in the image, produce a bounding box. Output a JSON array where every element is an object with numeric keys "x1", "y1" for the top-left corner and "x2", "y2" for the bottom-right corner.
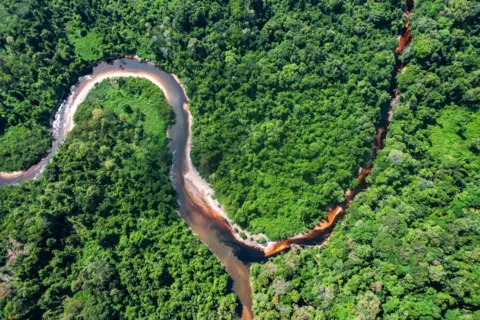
[
  {"x1": 251, "y1": 0, "x2": 480, "y2": 318},
  {"x1": 0, "y1": 78, "x2": 238, "y2": 319}
]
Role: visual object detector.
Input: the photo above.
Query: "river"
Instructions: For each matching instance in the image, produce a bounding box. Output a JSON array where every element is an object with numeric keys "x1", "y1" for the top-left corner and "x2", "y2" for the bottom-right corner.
[{"x1": 0, "y1": 59, "x2": 267, "y2": 319}]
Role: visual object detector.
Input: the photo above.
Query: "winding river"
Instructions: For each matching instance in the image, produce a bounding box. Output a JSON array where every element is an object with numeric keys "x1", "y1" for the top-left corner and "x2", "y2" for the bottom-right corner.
[
  {"x1": 0, "y1": 59, "x2": 265, "y2": 319},
  {"x1": 0, "y1": 2, "x2": 414, "y2": 318}
]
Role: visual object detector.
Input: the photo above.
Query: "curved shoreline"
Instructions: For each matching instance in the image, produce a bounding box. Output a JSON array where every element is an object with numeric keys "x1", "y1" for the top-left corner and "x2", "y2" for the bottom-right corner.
[
  {"x1": 171, "y1": 73, "x2": 277, "y2": 251},
  {"x1": 0, "y1": 58, "x2": 261, "y2": 319},
  {"x1": 0, "y1": 31, "x2": 411, "y2": 254},
  {"x1": 0, "y1": 58, "x2": 275, "y2": 253},
  {"x1": 0, "y1": 0, "x2": 415, "y2": 250}
]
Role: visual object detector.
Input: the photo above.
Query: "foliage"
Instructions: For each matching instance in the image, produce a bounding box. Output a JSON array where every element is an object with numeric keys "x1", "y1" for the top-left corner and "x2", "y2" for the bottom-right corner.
[
  {"x1": 251, "y1": 0, "x2": 480, "y2": 318},
  {"x1": 0, "y1": 78, "x2": 237, "y2": 319},
  {"x1": 186, "y1": 0, "x2": 403, "y2": 239},
  {"x1": 68, "y1": 30, "x2": 104, "y2": 61},
  {"x1": 0, "y1": 125, "x2": 50, "y2": 171}
]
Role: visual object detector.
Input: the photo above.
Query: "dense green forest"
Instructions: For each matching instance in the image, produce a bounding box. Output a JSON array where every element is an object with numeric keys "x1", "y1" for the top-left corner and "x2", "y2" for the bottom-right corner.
[
  {"x1": 1, "y1": 0, "x2": 479, "y2": 318},
  {"x1": 0, "y1": 78, "x2": 238, "y2": 319},
  {"x1": 0, "y1": 0, "x2": 407, "y2": 238},
  {"x1": 251, "y1": 0, "x2": 480, "y2": 318}
]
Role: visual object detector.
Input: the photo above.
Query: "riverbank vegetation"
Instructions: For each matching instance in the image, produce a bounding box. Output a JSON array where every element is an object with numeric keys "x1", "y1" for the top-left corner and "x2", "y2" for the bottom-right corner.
[
  {"x1": 251, "y1": 0, "x2": 480, "y2": 318},
  {"x1": 0, "y1": 78, "x2": 238, "y2": 319}
]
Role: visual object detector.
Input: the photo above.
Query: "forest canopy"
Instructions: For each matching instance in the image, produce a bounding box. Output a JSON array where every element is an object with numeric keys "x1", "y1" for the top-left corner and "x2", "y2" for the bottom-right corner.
[{"x1": 0, "y1": 0, "x2": 479, "y2": 318}]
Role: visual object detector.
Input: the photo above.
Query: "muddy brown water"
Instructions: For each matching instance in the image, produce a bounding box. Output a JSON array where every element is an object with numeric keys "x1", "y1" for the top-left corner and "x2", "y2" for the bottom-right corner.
[{"x1": 0, "y1": 59, "x2": 263, "y2": 319}]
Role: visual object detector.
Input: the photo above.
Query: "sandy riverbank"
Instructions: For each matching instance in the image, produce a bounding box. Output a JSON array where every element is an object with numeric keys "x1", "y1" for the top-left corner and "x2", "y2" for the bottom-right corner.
[
  {"x1": 0, "y1": 60, "x2": 274, "y2": 253},
  {"x1": 0, "y1": 171, "x2": 23, "y2": 180}
]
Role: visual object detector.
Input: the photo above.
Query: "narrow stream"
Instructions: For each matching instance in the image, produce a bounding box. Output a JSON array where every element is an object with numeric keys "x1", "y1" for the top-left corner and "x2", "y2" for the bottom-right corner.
[
  {"x1": 0, "y1": 2, "x2": 414, "y2": 318},
  {"x1": 262, "y1": 0, "x2": 415, "y2": 258}
]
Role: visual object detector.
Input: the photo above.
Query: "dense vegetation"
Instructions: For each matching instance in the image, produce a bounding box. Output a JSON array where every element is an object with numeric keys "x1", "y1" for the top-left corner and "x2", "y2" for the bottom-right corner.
[
  {"x1": 0, "y1": 78, "x2": 238, "y2": 319},
  {"x1": 251, "y1": 0, "x2": 480, "y2": 318},
  {"x1": 0, "y1": 0, "x2": 407, "y2": 238},
  {"x1": 1, "y1": 0, "x2": 479, "y2": 318}
]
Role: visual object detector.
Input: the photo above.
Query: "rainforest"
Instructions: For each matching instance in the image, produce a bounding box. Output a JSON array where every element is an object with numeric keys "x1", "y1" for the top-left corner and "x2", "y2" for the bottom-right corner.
[{"x1": 0, "y1": 0, "x2": 479, "y2": 319}]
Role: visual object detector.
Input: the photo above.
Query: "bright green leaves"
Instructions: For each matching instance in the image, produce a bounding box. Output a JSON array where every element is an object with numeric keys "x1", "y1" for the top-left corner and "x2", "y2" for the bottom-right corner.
[
  {"x1": 0, "y1": 125, "x2": 51, "y2": 171},
  {"x1": 412, "y1": 37, "x2": 443, "y2": 61},
  {"x1": 69, "y1": 30, "x2": 104, "y2": 61}
]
